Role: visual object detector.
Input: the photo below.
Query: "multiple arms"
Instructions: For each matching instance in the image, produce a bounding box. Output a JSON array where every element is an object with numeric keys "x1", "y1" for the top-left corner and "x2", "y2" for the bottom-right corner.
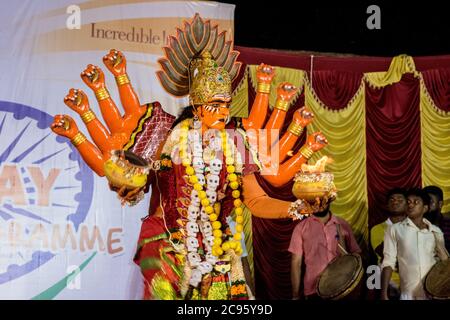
[
  {"x1": 241, "y1": 64, "x2": 327, "y2": 189},
  {"x1": 50, "y1": 49, "x2": 147, "y2": 177}
]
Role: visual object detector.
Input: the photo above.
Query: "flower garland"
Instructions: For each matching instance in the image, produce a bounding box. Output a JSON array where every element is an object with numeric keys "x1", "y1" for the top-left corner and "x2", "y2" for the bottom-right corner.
[{"x1": 177, "y1": 119, "x2": 245, "y2": 286}]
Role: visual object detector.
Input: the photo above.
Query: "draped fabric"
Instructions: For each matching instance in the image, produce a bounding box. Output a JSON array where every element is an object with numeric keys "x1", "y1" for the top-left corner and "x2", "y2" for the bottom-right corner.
[
  {"x1": 306, "y1": 77, "x2": 368, "y2": 244},
  {"x1": 231, "y1": 46, "x2": 450, "y2": 299},
  {"x1": 365, "y1": 74, "x2": 422, "y2": 228},
  {"x1": 420, "y1": 72, "x2": 450, "y2": 214},
  {"x1": 310, "y1": 70, "x2": 363, "y2": 110},
  {"x1": 252, "y1": 217, "x2": 299, "y2": 299},
  {"x1": 421, "y1": 68, "x2": 450, "y2": 112}
]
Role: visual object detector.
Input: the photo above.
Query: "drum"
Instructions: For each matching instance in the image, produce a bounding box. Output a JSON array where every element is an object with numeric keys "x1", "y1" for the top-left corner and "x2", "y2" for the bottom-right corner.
[
  {"x1": 316, "y1": 253, "x2": 364, "y2": 300},
  {"x1": 424, "y1": 259, "x2": 450, "y2": 300}
]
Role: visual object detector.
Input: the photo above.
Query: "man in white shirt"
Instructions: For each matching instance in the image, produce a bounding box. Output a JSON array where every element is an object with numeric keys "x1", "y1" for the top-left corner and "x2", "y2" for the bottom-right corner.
[{"x1": 381, "y1": 188, "x2": 448, "y2": 300}]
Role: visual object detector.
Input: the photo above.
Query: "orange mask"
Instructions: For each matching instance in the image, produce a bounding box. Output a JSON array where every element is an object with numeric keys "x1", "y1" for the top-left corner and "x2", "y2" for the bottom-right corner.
[{"x1": 194, "y1": 97, "x2": 231, "y2": 131}]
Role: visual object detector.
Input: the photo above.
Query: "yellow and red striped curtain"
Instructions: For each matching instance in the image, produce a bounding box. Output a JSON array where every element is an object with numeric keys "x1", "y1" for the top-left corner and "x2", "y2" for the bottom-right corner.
[{"x1": 231, "y1": 48, "x2": 450, "y2": 299}]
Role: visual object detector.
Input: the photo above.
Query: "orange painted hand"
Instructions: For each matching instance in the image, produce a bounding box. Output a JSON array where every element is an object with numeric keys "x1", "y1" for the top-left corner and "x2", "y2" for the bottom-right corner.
[
  {"x1": 277, "y1": 82, "x2": 298, "y2": 101},
  {"x1": 292, "y1": 107, "x2": 314, "y2": 127},
  {"x1": 64, "y1": 89, "x2": 90, "y2": 115},
  {"x1": 306, "y1": 132, "x2": 328, "y2": 152},
  {"x1": 109, "y1": 132, "x2": 129, "y2": 150},
  {"x1": 81, "y1": 64, "x2": 106, "y2": 91},
  {"x1": 50, "y1": 115, "x2": 79, "y2": 139},
  {"x1": 109, "y1": 183, "x2": 145, "y2": 205},
  {"x1": 256, "y1": 63, "x2": 276, "y2": 83},
  {"x1": 103, "y1": 49, "x2": 127, "y2": 76}
]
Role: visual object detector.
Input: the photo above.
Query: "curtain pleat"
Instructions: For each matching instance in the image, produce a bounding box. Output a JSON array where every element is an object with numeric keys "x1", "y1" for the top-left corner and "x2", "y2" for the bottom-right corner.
[
  {"x1": 229, "y1": 48, "x2": 450, "y2": 299},
  {"x1": 365, "y1": 73, "x2": 422, "y2": 228}
]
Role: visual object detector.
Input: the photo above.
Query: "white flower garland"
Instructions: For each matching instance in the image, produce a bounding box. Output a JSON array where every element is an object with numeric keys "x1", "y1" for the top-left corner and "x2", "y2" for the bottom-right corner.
[{"x1": 177, "y1": 119, "x2": 245, "y2": 287}]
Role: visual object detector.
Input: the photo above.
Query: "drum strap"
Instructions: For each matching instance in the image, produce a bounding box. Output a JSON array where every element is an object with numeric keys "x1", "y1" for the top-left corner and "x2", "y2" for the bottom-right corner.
[
  {"x1": 432, "y1": 231, "x2": 450, "y2": 261},
  {"x1": 335, "y1": 224, "x2": 349, "y2": 255}
]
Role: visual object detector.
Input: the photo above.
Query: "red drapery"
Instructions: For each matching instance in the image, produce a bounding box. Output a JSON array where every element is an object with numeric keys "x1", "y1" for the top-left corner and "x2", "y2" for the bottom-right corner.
[
  {"x1": 234, "y1": 46, "x2": 450, "y2": 299},
  {"x1": 365, "y1": 74, "x2": 422, "y2": 228}
]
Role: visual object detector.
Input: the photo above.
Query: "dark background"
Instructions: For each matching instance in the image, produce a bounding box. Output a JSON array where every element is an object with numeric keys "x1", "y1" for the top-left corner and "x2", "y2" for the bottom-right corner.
[{"x1": 222, "y1": 1, "x2": 450, "y2": 56}]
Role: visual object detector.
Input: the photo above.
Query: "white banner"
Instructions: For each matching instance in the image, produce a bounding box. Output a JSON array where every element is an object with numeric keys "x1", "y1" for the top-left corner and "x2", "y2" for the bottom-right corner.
[{"x1": 0, "y1": 0, "x2": 234, "y2": 299}]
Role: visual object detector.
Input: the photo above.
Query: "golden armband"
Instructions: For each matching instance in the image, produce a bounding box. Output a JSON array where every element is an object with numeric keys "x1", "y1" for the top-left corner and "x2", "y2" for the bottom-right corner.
[
  {"x1": 257, "y1": 82, "x2": 271, "y2": 94},
  {"x1": 288, "y1": 122, "x2": 304, "y2": 136},
  {"x1": 274, "y1": 99, "x2": 290, "y2": 112},
  {"x1": 115, "y1": 74, "x2": 130, "y2": 86},
  {"x1": 71, "y1": 132, "x2": 87, "y2": 147},
  {"x1": 95, "y1": 88, "x2": 110, "y2": 101},
  {"x1": 299, "y1": 145, "x2": 314, "y2": 160},
  {"x1": 81, "y1": 110, "x2": 96, "y2": 124}
]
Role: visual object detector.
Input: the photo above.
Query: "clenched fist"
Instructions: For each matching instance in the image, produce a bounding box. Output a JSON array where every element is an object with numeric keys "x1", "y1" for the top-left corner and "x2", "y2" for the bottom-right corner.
[
  {"x1": 277, "y1": 82, "x2": 298, "y2": 102},
  {"x1": 81, "y1": 64, "x2": 105, "y2": 91},
  {"x1": 50, "y1": 115, "x2": 79, "y2": 139},
  {"x1": 64, "y1": 88, "x2": 90, "y2": 115},
  {"x1": 103, "y1": 49, "x2": 127, "y2": 76},
  {"x1": 292, "y1": 107, "x2": 314, "y2": 128},
  {"x1": 256, "y1": 63, "x2": 276, "y2": 83},
  {"x1": 306, "y1": 132, "x2": 328, "y2": 152}
]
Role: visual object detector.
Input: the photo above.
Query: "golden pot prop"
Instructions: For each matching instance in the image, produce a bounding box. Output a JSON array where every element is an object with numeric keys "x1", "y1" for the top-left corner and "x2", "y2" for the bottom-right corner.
[
  {"x1": 104, "y1": 150, "x2": 150, "y2": 189},
  {"x1": 289, "y1": 156, "x2": 337, "y2": 220}
]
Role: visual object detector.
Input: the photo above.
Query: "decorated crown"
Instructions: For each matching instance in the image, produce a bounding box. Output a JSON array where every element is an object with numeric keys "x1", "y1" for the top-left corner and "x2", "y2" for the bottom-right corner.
[
  {"x1": 188, "y1": 51, "x2": 231, "y2": 105},
  {"x1": 156, "y1": 14, "x2": 241, "y2": 106}
]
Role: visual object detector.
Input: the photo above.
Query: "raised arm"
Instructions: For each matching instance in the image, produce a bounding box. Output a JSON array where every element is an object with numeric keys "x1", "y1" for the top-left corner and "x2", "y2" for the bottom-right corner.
[
  {"x1": 63, "y1": 88, "x2": 111, "y2": 154},
  {"x1": 264, "y1": 82, "x2": 298, "y2": 132},
  {"x1": 242, "y1": 64, "x2": 275, "y2": 131},
  {"x1": 261, "y1": 132, "x2": 328, "y2": 187},
  {"x1": 51, "y1": 115, "x2": 105, "y2": 176},
  {"x1": 81, "y1": 64, "x2": 123, "y2": 134},
  {"x1": 271, "y1": 106, "x2": 314, "y2": 163},
  {"x1": 102, "y1": 49, "x2": 147, "y2": 136}
]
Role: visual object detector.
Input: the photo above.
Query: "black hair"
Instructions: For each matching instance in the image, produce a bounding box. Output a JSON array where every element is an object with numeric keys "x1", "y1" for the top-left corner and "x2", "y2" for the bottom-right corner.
[
  {"x1": 386, "y1": 188, "x2": 407, "y2": 201},
  {"x1": 171, "y1": 105, "x2": 195, "y2": 129},
  {"x1": 423, "y1": 185, "x2": 444, "y2": 202},
  {"x1": 406, "y1": 188, "x2": 431, "y2": 207}
]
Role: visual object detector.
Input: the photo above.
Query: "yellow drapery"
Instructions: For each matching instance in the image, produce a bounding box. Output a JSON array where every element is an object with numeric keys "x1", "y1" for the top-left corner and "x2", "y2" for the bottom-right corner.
[
  {"x1": 231, "y1": 55, "x2": 450, "y2": 254},
  {"x1": 248, "y1": 64, "x2": 306, "y2": 109},
  {"x1": 420, "y1": 76, "x2": 450, "y2": 214},
  {"x1": 231, "y1": 67, "x2": 249, "y2": 118},
  {"x1": 232, "y1": 65, "x2": 306, "y2": 117},
  {"x1": 364, "y1": 55, "x2": 419, "y2": 88},
  {"x1": 304, "y1": 77, "x2": 369, "y2": 244}
]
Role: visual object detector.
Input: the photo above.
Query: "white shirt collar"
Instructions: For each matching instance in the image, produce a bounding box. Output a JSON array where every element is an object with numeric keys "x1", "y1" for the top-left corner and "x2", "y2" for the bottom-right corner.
[{"x1": 402, "y1": 217, "x2": 437, "y2": 233}]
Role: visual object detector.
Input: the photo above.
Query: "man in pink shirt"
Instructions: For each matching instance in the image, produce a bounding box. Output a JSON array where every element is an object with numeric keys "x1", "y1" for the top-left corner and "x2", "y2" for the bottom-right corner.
[{"x1": 289, "y1": 202, "x2": 361, "y2": 300}]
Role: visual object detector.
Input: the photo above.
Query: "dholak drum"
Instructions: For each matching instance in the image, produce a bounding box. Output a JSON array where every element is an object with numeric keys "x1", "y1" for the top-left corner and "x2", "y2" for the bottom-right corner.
[
  {"x1": 317, "y1": 253, "x2": 364, "y2": 300},
  {"x1": 424, "y1": 259, "x2": 450, "y2": 300}
]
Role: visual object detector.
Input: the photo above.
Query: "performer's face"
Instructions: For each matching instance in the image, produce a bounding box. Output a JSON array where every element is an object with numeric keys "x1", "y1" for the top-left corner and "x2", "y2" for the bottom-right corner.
[
  {"x1": 427, "y1": 194, "x2": 442, "y2": 214},
  {"x1": 196, "y1": 97, "x2": 231, "y2": 130},
  {"x1": 406, "y1": 195, "x2": 428, "y2": 220},
  {"x1": 387, "y1": 193, "x2": 407, "y2": 216}
]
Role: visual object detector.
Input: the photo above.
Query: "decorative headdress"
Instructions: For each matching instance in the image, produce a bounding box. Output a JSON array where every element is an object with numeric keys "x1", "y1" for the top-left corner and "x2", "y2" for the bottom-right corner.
[
  {"x1": 188, "y1": 51, "x2": 231, "y2": 105},
  {"x1": 156, "y1": 14, "x2": 241, "y2": 106}
]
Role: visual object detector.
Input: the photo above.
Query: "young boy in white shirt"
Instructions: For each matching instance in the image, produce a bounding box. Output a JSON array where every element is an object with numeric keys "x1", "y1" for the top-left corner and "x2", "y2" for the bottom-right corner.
[{"x1": 381, "y1": 188, "x2": 448, "y2": 300}]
